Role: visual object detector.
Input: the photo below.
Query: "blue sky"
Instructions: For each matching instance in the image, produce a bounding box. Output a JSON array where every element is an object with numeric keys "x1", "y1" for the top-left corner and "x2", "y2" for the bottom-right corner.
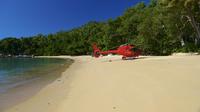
[{"x1": 0, "y1": 0, "x2": 149, "y2": 38}]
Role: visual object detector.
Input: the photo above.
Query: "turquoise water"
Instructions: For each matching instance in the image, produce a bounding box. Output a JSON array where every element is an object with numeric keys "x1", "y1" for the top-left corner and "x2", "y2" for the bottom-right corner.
[{"x1": 0, "y1": 58, "x2": 71, "y2": 93}]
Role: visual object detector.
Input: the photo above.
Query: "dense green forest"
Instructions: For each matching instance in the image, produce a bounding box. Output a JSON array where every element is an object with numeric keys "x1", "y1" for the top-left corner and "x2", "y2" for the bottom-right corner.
[{"x1": 0, "y1": 0, "x2": 200, "y2": 56}]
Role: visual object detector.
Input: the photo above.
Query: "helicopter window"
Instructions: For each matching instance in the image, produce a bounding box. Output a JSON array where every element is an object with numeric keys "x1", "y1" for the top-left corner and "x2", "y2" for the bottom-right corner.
[{"x1": 131, "y1": 47, "x2": 138, "y2": 52}]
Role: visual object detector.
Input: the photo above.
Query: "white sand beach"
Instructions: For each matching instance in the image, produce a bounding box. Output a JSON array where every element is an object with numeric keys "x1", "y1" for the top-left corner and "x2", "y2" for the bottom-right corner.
[{"x1": 4, "y1": 55, "x2": 200, "y2": 112}]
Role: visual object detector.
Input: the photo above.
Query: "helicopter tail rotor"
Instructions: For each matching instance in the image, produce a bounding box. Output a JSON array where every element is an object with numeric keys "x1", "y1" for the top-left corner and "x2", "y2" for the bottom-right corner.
[{"x1": 92, "y1": 43, "x2": 101, "y2": 58}]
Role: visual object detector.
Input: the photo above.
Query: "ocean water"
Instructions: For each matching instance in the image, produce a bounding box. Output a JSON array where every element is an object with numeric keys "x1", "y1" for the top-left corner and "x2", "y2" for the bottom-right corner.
[{"x1": 0, "y1": 58, "x2": 72, "y2": 93}]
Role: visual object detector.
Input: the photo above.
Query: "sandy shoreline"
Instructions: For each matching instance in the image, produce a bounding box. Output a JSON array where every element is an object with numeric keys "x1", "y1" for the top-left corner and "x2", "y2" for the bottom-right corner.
[
  {"x1": 4, "y1": 55, "x2": 200, "y2": 112},
  {"x1": 0, "y1": 58, "x2": 72, "y2": 111}
]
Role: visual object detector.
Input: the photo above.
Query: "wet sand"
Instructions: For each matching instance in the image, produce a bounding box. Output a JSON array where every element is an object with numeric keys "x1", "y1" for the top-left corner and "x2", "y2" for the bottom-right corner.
[{"x1": 0, "y1": 58, "x2": 73, "y2": 111}]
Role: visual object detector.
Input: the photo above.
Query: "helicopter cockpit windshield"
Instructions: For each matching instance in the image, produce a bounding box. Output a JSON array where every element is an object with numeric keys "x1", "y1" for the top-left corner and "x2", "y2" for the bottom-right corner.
[{"x1": 131, "y1": 47, "x2": 139, "y2": 52}]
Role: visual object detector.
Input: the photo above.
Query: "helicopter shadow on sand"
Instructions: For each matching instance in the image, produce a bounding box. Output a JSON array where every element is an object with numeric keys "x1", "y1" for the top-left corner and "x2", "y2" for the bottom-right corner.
[{"x1": 101, "y1": 56, "x2": 148, "y2": 63}]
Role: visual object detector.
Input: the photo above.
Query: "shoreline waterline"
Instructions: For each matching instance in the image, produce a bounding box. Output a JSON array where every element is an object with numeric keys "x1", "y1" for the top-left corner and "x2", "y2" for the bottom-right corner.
[
  {"x1": 4, "y1": 55, "x2": 200, "y2": 112},
  {"x1": 0, "y1": 57, "x2": 74, "y2": 111}
]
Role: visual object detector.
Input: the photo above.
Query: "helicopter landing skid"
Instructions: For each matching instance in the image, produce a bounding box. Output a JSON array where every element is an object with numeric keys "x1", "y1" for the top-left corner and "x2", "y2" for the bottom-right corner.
[{"x1": 122, "y1": 57, "x2": 136, "y2": 60}]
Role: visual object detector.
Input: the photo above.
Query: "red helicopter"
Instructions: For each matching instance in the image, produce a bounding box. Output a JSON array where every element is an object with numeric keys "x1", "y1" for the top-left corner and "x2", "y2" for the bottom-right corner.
[{"x1": 92, "y1": 43, "x2": 141, "y2": 60}]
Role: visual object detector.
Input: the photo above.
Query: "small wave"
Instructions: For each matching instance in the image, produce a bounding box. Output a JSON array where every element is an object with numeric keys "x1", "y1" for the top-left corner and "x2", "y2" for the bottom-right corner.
[{"x1": 0, "y1": 78, "x2": 40, "y2": 94}]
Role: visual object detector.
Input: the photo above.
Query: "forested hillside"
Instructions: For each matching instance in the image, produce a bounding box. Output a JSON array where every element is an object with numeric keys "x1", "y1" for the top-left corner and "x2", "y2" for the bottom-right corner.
[{"x1": 0, "y1": 0, "x2": 200, "y2": 56}]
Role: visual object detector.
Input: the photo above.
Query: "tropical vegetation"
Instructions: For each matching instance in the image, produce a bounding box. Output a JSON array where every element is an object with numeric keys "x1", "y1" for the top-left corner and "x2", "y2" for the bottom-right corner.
[{"x1": 0, "y1": 0, "x2": 200, "y2": 56}]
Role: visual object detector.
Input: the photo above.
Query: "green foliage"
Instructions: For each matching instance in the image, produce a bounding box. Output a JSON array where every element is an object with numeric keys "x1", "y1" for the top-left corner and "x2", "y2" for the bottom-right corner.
[{"x1": 0, "y1": 0, "x2": 199, "y2": 56}]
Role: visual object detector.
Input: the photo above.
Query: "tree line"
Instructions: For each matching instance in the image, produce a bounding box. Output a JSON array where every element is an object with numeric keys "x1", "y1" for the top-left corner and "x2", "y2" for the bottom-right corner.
[{"x1": 0, "y1": 0, "x2": 200, "y2": 56}]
